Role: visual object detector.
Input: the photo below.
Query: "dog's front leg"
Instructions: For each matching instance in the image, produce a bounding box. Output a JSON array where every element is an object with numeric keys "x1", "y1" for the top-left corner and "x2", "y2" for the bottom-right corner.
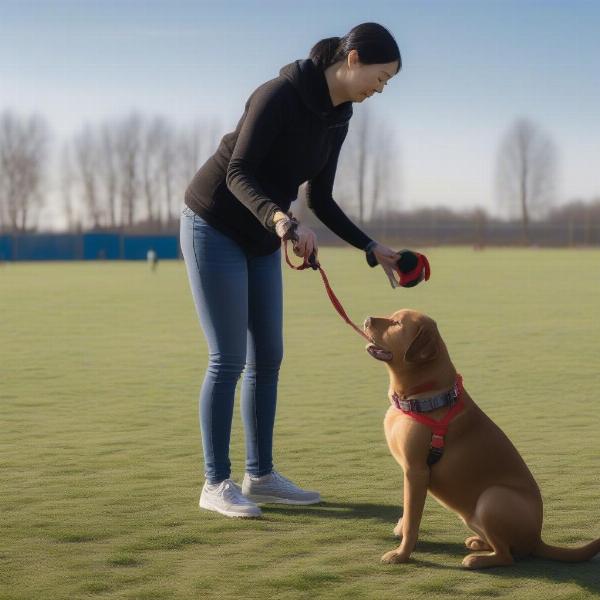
[{"x1": 382, "y1": 467, "x2": 430, "y2": 564}]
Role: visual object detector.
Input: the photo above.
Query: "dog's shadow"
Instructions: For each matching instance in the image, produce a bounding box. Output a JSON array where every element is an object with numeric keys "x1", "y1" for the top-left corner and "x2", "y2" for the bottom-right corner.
[
  {"x1": 486, "y1": 556, "x2": 600, "y2": 595},
  {"x1": 265, "y1": 501, "x2": 600, "y2": 593}
]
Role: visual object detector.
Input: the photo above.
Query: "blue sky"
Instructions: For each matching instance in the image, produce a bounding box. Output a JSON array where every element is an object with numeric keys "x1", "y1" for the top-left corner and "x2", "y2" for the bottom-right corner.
[{"x1": 1, "y1": 0, "x2": 599, "y2": 215}]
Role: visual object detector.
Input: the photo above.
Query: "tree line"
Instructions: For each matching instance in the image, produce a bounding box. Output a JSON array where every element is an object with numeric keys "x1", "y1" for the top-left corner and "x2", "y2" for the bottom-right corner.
[
  {"x1": 0, "y1": 107, "x2": 597, "y2": 245},
  {"x1": 0, "y1": 111, "x2": 221, "y2": 233}
]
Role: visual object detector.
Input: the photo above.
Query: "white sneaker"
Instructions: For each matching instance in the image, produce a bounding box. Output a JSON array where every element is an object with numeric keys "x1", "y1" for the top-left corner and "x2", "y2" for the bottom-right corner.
[
  {"x1": 242, "y1": 470, "x2": 321, "y2": 505},
  {"x1": 199, "y1": 479, "x2": 262, "y2": 518}
]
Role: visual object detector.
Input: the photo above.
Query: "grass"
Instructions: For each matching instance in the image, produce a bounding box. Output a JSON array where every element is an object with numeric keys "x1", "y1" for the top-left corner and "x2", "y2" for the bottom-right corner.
[{"x1": 1, "y1": 247, "x2": 600, "y2": 600}]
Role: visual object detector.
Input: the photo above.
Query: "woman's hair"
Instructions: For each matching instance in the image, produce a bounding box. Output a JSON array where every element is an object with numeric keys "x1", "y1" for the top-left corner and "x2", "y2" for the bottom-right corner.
[{"x1": 309, "y1": 22, "x2": 401, "y2": 72}]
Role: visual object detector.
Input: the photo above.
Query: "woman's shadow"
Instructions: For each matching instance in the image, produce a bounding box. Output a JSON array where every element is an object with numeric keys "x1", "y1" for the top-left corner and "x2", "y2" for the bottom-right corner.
[{"x1": 266, "y1": 500, "x2": 600, "y2": 594}]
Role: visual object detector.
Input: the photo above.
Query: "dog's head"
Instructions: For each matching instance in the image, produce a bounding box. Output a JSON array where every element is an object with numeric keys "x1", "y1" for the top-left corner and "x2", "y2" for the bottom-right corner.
[{"x1": 363, "y1": 309, "x2": 450, "y2": 383}]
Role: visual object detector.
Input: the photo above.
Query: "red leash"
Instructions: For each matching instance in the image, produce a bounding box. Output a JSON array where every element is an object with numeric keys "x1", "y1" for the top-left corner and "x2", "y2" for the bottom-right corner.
[{"x1": 283, "y1": 241, "x2": 371, "y2": 342}]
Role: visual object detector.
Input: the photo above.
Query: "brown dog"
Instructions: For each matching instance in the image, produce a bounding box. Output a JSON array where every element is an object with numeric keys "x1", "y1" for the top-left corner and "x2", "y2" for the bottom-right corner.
[{"x1": 364, "y1": 309, "x2": 600, "y2": 568}]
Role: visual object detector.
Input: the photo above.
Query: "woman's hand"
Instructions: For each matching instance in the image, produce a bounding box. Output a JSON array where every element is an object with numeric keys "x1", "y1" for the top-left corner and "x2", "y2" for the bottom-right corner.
[
  {"x1": 273, "y1": 212, "x2": 318, "y2": 262},
  {"x1": 292, "y1": 223, "x2": 318, "y2": 261},
  {"x1": 371, "y1": 242, "x2": 401, "y2": 288}
]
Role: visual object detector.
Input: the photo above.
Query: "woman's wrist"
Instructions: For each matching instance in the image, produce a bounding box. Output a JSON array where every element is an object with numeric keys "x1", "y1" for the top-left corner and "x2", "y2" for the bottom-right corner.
[
  {"x1": 364, "y1": 240, "x2": 378, "y2": 253},
  {"x1": 274, "y1": 214, "x2": 299, "y2": 240},
  {"x1": 364, "y1": 240, "x2": 378, "y2": 267},
  {"x1": 272, "y1": 210, "x2": 288, "y2": 225}
]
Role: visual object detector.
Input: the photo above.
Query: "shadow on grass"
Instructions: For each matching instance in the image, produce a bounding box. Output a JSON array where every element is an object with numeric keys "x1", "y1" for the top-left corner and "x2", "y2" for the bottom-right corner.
[
  {"x1": 263, "y1": 500, "x2": 401, "y2": 523},
  {"x1": 483, "y1": 556, "x2": 600, "y2": 596},
  {"x1": 406, "y1": 550, "x2": 600, "y2": 595},
  {"x1": 264, "y1": 501, "x2": 600, "y2": 593}
]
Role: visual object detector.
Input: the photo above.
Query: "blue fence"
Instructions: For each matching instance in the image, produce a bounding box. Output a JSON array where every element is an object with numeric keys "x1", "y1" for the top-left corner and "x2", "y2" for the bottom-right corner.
[{"x1": 0, "y1": 233, "x2": 180, "y2": 261}]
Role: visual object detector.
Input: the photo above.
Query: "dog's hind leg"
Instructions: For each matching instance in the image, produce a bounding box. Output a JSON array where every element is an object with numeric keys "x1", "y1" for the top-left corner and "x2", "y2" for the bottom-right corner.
[
  {"x1": 460, "y1": 516, "x2": 491, "y2": 550},
  {"x1": 462, "y1": 521, "x2": 513, "y2": 569},
  {"x1": 463, "y1": 547, "x2": 514, "y2": 569},
  {"x1": 462, "y1": 485, "x2": 541, "y2": 569}
]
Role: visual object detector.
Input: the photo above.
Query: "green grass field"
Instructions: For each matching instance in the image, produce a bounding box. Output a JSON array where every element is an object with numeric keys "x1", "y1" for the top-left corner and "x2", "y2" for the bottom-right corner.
[{"x1": 2, "y1": 248, "x2": 600, "y2": 600}]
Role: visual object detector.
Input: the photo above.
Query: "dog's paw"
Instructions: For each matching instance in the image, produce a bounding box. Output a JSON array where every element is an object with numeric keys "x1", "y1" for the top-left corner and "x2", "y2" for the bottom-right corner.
[
  {"x1": 462, "y1": 552, "x2": 514, "y2": 569},
  {"x1": 381, "y1": 549, "x2": 410, "y2": 564},
  {"x1": 462, "y1": 554, "x2": 481, "y2": 569},
  {"x1": 464, "y1": 536, "x2": 491, "y2": 551}
]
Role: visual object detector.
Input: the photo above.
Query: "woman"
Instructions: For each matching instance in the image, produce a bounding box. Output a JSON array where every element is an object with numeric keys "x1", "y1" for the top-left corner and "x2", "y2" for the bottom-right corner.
[{"x1": 181, "y1": 22, "x2": 402, "y2": 518}]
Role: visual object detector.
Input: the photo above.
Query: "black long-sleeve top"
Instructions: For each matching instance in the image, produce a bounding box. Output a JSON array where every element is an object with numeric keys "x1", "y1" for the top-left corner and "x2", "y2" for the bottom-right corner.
[{"x1": 184, "y1": 58, "x2": 373, "y2": 256}]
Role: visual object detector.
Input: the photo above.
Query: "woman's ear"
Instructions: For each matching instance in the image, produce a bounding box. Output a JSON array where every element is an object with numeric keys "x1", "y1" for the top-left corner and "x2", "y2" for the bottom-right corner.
[{"x1": 347, "y1": 49, "x2": 360, "y2": 69}]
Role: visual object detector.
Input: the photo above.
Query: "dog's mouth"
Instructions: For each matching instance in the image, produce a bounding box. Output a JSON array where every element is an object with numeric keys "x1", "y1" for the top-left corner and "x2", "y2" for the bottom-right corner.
[
  {"x1": 365, "y1": 341, "x2": 393, "y2": 362},
  {"x1": 363, "y1": 320, "x2": 393, "y2": 361}
]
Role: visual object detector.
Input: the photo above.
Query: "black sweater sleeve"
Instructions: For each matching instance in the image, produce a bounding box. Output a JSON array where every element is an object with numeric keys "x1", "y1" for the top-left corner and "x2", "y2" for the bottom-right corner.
[
  {"x1": 225, "y1": 81, "x2": 285, "y2": 231},
  {"x1": 305, "y1": 125, "x2": 373, "y2": 250}
]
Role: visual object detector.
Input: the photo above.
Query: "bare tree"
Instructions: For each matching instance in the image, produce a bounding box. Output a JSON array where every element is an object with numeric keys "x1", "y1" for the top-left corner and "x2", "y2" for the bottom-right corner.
[
  {"x1": 158, "y1": 119, "x2": 177, "y2": 225},
  {"x1": 98, "y1": 122, "x2": 119, "y2": 229},
  {"x1": 73, "y1": 125, "x2": 103, "y2": 228},
  {"x1": 0, "y1": 111, "x2": 49, "y2": 232},
  {"x1": 369, "y1": 119, "x2": 399, "y2": 224},
  {"x1": 178, "y1": 118, "x2": 221, "y2": 197},
  {"x1": 336, "y1": 106, "x2": 399, "y2": 225},
  {"x1": 496, "y1": 118, "x2": 558, "y2": 244},
  {"x1": 59, "y1": 142, "x2": 80, "y2": 231},
  {"x1": 65, "y1": 114, "x2": 219, "y2": 232},
  {"x1": 115, "y1": 113, "x2": 142, "y2": 228},
  {"x1": 141, "y1": 116, "x2": 167, "y2": 226}
]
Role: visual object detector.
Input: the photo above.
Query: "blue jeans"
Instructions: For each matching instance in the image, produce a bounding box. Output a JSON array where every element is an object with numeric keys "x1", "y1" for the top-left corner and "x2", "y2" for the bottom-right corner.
[{"x1": 180, "y1": 206, "x2": 283, "y2": 484}]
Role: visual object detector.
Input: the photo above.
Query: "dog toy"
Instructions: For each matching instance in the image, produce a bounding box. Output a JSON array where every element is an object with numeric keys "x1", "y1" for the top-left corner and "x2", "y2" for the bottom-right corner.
[{"x1": 366, "y1": 246, "x2": 431, "y2": 288}]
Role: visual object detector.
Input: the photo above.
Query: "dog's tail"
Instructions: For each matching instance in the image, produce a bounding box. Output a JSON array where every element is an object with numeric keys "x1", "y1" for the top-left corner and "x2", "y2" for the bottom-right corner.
[{"x1": 533, "y1": 538, "x2": 600, "y2": 562}]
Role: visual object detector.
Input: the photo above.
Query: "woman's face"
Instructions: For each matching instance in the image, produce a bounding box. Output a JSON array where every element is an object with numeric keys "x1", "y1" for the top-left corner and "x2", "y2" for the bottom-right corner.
[{"x1": 345, "y1": 50, "x2": 399, "y2": 103}]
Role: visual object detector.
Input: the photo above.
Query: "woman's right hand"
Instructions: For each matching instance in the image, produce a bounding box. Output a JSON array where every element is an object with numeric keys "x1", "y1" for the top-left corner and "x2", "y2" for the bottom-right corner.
[
  {"x1": 371, "y1": 242, "x2": 401, "y2": 288},
  {"x1": 291, "y1": 223, "x2": 318, "y2": 261},
  {"x1": 274, "y1": 212, "x2": 318, "y2": 262}
]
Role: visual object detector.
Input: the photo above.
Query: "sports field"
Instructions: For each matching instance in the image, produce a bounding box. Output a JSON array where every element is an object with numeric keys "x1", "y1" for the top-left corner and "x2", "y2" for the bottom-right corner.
[{"x1": 2, "y1": 248, "x2": 599, "y2": 600}]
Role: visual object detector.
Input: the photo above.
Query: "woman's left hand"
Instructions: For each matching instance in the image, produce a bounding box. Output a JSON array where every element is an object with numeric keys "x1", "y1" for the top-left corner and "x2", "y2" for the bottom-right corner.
[{"x1": 371, "y1": 242, "x2": 401, "y2": 288}]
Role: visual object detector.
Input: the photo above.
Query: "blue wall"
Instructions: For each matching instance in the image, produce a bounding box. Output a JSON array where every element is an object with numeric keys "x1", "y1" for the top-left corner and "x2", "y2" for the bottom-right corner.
[
  {"x1": 123, "y1": 235, "x2": 179, "y2": 260},
  {"x1": 0, "y1": 234, "x2": 12, "y2": 260},
  {"x1": 83, "y1": 233, "x2": 121, "y2": 260},
  {"x1": 0, "y1": 233, "x2": 180, "y2": 261},
  {"x1": 12, "y1": 234, "x2": 82, "y2": 261}
]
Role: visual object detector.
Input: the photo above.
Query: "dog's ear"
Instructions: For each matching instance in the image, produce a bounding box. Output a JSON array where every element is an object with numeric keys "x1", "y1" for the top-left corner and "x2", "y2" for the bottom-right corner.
[
  {"x1": 404, "y1": 325, "x2": 439, "y2": 364},
  {"x1": 366, "y1": 344, "x2": 393, "y2": 362}
]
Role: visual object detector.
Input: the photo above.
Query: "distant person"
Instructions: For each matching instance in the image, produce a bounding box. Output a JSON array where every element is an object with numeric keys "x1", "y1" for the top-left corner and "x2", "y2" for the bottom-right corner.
[
  {"x1": 180, "y1": 22, "x2": 402, "y2": 518},
  {"x1": 146, "y1": 248, "x2": 158, "y2": 271}
]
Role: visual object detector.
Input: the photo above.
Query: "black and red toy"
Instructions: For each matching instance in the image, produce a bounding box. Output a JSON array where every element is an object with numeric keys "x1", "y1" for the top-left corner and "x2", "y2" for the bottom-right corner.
[{"x1": 366, "y1": 247, "x2": 431, "y2": 288}]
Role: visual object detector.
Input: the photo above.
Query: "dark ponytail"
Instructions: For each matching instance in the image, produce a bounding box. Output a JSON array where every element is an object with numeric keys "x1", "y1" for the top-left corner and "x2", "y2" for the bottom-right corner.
[
  {"x1": 309, "y1": 23, "x2": 401, "y2": 72},
  {"x1": 309, "y1": 36, "x2": 343, "y2": 69}
]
